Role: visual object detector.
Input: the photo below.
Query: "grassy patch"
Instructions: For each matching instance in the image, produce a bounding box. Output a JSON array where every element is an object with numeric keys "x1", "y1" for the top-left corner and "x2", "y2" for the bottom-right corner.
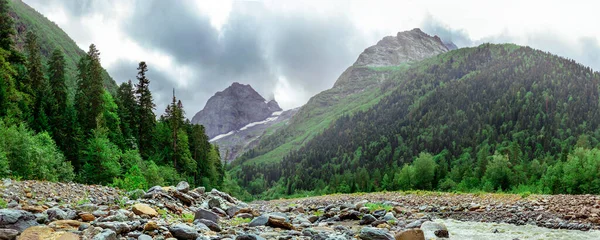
[
  {"x1": 0, "y1": 198, "x2": 7, "y2": 208},
  {"x1": 181, "y1": 212, "x2": 194, "y2": 223},
  {"x1": 365, "y1": 203, "x2": 393, "y2": 212},
  {"x1": 229, "y1": 217, "x2": 251, "y2": 226}
]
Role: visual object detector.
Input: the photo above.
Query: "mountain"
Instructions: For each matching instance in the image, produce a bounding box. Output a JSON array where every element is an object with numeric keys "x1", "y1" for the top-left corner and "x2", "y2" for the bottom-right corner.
[
  {"x1": 192, "y1": 82, "x2": 282, "y2": 138},
  {"x1": 237, "y1": 43, "x2": 600, "y2": 197},
  {"x1": 7, "y1": 0, "x2": 116, "y2": 93},
  {"x1": 231, "y1": 28, "x2": 451, "y2": 167}
]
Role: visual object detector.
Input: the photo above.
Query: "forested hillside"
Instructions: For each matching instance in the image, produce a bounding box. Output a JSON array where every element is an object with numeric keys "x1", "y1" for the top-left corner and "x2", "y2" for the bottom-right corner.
[
  {"x1": 0, "y1": 0, "x2": 225, "y2": 192},
  {"x1": 235, "y1": 43, "x2": 600, "y2": 198}
]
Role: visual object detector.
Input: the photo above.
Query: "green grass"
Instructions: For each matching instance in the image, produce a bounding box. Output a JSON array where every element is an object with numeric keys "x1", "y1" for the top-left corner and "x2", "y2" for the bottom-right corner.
[
  {"x1": 0, "y1": 198, "x2": 7, "y2": 208},
  {"x1": 181, "y1": 213, "x2": 194, "y2": 223},
  {"x1": 365, "y1": 203, "x2": 393, "y2": 212},
  {"x1": 229, "y1": 217, "x2": 251, "y2": 226},
  {"x1": 314, "y1": 209, "x2": 324, "y2": 217}
]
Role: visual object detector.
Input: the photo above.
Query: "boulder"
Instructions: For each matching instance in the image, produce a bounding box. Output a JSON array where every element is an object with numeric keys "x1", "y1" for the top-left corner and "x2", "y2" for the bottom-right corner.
[
  {"x1": 143, "y1": 221, "x2": 159, "y2": 231},
  {"x1": 176, "y1": 182, "x2": 190, "y2": 193},
  {"x1": 420, "y1": 221, "x2": 449, "y2": 238},
  {"x1": 194, "y1": 209, "x2": 218, "y2": 223},
  {"x1": 0, "y1": 209, "x2": 38, "y2": 232},
  {"x1": 171, "y1": 191, "x2": 194, "y2": 206},
  {"x1": 208, "y1": 198, "x2": 222, "y2": 210},
  {"x1": 226, "y1": 206, "x2": 240, "y2": 218},
  {"x1": 267, "y1": 216, "x2": 294, "y2": 230},
  {"x1": 95, "y1": 222, "x2": 129, "y2": 234},
  {"x1": 236, "y1": 234, "x2": 266, "y2": 240},
  {"x1": 168, "y1": 224, "x2": 198, "y2": 240},
  {"x1": 92, "y1": 229, "x2": 117, "y2": 240},
  {"x1": 394, "y1": 229, "x2": 425, "y2": 240},
  {"x1": 48, "y1": 220, "x2": 82, "y2": 231},
  {"x1": 196, "y1": 219, "x2": 221, "y2": 232},
  {"x1": 359, "y1": 214, "x2": 377, "y2": 225},
  {"x1": 79, "y1": 213, "x2": 95, "y2": 222},
  {"x1": 46, "y1": 209, "x2": 67, "y2": 221},
  {"x1": 248, "y1": 215, "x2": 268, "y2": 227},
  {"x1": 0, "y1": 228, "x2": 19, "y2": 240},
  {"x1": 358, "y1": 227, "x2": 394, "y2": 240},
  {"x1": 132, "y1": 204, "x2": 158, "y2": 218},
  {"x1": 138, "y1": 234, "x2": 152, "y2": 240}
]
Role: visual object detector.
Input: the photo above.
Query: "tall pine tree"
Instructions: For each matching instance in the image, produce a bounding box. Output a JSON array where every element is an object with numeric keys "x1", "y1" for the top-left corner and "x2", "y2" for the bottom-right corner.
[
  {"x1": 25, "y1": 32, "x2": 50, "y2": 132},
  {"x1": 135, "y1": 61, "x2": 156, "y2": 158},
  {"x1": 116, "y1": 80, "x2": 138, "y2": 147},
  {"x1": 76, "y1": 44, "x2": 104, "y2": 134}
]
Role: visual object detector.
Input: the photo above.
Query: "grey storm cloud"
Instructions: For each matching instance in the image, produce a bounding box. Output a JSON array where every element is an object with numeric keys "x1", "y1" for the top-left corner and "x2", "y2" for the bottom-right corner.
[{"x1": 117, "y1": 0, "x2": 365, "y2": 116}]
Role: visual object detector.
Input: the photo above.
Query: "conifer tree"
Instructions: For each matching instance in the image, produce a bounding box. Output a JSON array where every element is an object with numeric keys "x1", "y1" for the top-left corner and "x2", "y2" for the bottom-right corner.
[
  {"x1": 47, "y1": 49, "x2": 67, "y2": 140},
  {"x1": 76, "y1": 44, "x2": 104, "y2": 134},
  {"x1": 134, "y1": 61, "x2": 156, "y2": 158},
  {"x1": 25, "y1": 32, "x2": 50, "y2": 132},
  {"x1": 116, "y1": 80, "x2": 138, "y2": 146},
  {"x1": 0, "y1": 0, "x2": 14, "y2": 51}
]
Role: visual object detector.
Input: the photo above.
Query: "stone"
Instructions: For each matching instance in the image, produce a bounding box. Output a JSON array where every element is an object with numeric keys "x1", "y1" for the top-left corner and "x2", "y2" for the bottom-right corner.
[
  {"x1": 21, "y1": 206, "x2": 44, "y2": 214},
  {"x1": 0, "y1": 228, "x2": 19, "y2": 240},
  {"x1": 176, "y1": 181, "x2": 190, "y2": 193},
  {"x1": 405, "y1": 220, "x2": 423, "y2": 229},
  {"x1": 383, "y1": 212, "x2": 398, "y2": 222},
  {"x1": 0, "y1": 209, "x2": 39, "y2": 232},
  {"x1": 358, "y1": 227, "x2": 394, "y2": 240},
  {"x1": 138, "y1": 234, "x2": 152, "y2": 240},
  {"x1": 79, "y1": 213, "x2": 95, "y2": 222},
  {"x1": 339, "y1": 210, "x2": 360, "y2": 220},
  {"x1": 236, "y1": 213, "x2": 253, "y2": 219},
  {"x1": 197, "y1": 219, "x2": 221, "y2": 232},
  {"x1": 171, "y1": 191, "x2": 194, "y2": 206},
  {"x1": 132, "y1": 204, "x2": 158, "y2": 217},
  {"x1": 147, "y1": 186, "x2": 163, "y2": 193},
  {"x1": 193, "y1": 187, "x2": 205, "y2": 194},
  {"x1": 194, "y1": 209, "x2": 218, "y2": 223},
  {"x1": 168, "y1": 224, "x2": 198, "y2": 240},
  {"x1": 226, "y1": 206, "x2": 240, "y2": 218},
  {"x1": 392, "y1": 206, "x2": 407, "y2": 215},
  {"x1": 95, "y1": 222, "x2": 129, "y2": 234},
  {"x1": 359, "y1": 214, "x2": 377, "y2": 225},
  {"x1": 92, "y1": 229, "x2": 117, "y2": 240},
  {"x1": 235, "y1": 234, "x2": 266, "y2": 240},
  {"x1": 56, "y1": 232, "x2": 79, "y2": 240},
  {"x1": 267, "y1": 216, "x2": 294, "y2": 230},
  {"x1": 208, "y1": 198, "x2": 222, "y2": 210},
  {"x1": 394, "y1": 229, "x2": 425, "y2": 240},
  {"x1": 16, "y1": 226, "x2": 53, "y2": 240},
  {"x1": 248, "y1": 215, "x2": 268, "y2": 227},
  {"x1": 48, "y1": 220, "x2": 82, "y2": 230},
  {"x1": 420, "y1": 221, "x2": 449, "y2": 239},
  {"x1": 46, "y1": 208, "x2": 67, "y2": 221},
  {"x1": 143, "y1": 221, "x2": 159, "y2": 231}
]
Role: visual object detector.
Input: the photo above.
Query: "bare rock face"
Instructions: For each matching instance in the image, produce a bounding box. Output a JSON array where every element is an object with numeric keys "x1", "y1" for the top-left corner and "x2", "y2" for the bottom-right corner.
[
  {"x1": 334, "y1": 28, "x2": 450, "y2": 88},
  {"x1": 191, "y1": 82, "x2": 282, "y2": 139}
]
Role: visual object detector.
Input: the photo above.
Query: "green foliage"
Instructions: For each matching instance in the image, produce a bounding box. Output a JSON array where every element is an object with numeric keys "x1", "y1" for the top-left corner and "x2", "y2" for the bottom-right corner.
[
  {"x1": 81, "y1": 128, "x2": 121, "y2": 184},
  {"x1": 365, "y1": 203, "x2": 393, "y2": 212},
  {"x1": 181, "y1": 213, "x2": 194, "y2": 223},
  {"x1": 483, "y1": 153, "x2": 513, "y2": 191},
  {"x1": 0, "y1": 120, "x2": 74, "y2": 181},
  {"x1": 0, "y1": 198, "x2": 6, "y2": 208},
  {"x1": 229, "y1": 217, "x2": 251, "y2": 226},
  {"x1": 135, "y1": 61, "x2": 156, "y2": 158},
  {"x1": 112, "y1": 165, "x2": 148, "y2": 191}
]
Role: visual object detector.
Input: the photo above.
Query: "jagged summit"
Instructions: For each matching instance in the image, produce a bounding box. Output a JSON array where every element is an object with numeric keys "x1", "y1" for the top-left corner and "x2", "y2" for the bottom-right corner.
[
  {"x1": 191, "y1": 83, "x2": 282, "y2": 138},
  {"x1": 333, "y1": 28, "x2": 451, "y2": 88}
]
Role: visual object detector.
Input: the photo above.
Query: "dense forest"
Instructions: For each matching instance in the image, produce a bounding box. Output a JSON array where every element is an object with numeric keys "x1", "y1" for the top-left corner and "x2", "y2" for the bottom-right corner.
[
  {"x1": 0, "y1": 0, "x2": 225, "y2": 192},
  {"x1": 233, "y1": 43, "x2": 600, "y2": 199}
]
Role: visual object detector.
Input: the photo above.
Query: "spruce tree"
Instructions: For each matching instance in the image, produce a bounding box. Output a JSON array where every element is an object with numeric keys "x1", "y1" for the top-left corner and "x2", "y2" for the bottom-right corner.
[
  {"x1": 47, "y1": 49, "x2": 67, "y2": 139},
  {"x1": 0, "y1": 0, "x2": 14, "y2": 51},
  {"x1": 25, "y1": 32, "x2": 50, "y2": 132},
  {"x1": 134, "y1": 61, "x2": 156, "y2": 158},
  {"x1": 76, "y1": 44, "x2": 104, "y2": 134},
  {"x1": 116, "y1": 80, "x2": 138, "y2": 147}
]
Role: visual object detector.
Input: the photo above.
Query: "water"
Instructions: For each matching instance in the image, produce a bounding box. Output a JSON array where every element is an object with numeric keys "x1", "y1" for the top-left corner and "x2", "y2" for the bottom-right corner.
[{"x1": 436, "y1": 219, "x2": 600, "y2": 240}]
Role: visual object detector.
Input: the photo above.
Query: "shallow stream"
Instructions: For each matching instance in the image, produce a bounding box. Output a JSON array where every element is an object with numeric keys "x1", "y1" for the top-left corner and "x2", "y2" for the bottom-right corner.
[{"x1": 436, "y1": 219, "x2": 600, "y2": 240}]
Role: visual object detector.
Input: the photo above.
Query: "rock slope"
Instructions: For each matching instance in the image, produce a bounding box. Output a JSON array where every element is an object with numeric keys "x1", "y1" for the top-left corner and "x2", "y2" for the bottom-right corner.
[
  {"x1": 1, "y1": 180, "x2": 599, "y2": 240},
  {"x1": 191, "y1": 83, "x2": 282, "y2": 139}
]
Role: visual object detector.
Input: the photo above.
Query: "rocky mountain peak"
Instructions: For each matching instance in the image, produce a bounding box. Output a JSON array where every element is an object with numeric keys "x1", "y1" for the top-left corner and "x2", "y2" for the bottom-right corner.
[
  {"x1": 191, "y1": 83, "x2": 282, "y2": 138},
  {"x1": 353, "y1": 28, "x2": 450, "y2": 68}
]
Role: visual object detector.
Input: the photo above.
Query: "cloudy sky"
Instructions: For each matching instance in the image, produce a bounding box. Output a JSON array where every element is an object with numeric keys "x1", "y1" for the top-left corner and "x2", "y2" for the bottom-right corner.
[{"x1": 24, "y1": 0, "x2": 600, "y2": 118}]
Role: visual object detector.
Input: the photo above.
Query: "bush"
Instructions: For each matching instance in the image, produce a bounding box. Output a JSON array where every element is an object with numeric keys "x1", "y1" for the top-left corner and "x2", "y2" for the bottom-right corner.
[
  {"x1": 112, "y1": 165, "x2": 148, "y2": 191},
  {"x1": 0, "y1": 121, "x2": 74, "y2": 181},
  {"x1": 81, "y1": 128, "x2": 121, "y2": 184}
]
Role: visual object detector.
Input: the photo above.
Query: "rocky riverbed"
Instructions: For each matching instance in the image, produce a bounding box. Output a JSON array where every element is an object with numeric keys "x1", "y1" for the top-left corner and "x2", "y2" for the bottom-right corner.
[{"x1": 0, "y1": 179, "x2": 598, "y2": 239}]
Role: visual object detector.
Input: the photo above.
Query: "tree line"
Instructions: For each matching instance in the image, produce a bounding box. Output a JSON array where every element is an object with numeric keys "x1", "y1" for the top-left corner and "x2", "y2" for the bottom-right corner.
[
  {"x1": 232, "y1": 43, "x2": 600, "y2": 199},
  {"x1": 0, "y1": 0, "x2": 223, "y2": 191}
]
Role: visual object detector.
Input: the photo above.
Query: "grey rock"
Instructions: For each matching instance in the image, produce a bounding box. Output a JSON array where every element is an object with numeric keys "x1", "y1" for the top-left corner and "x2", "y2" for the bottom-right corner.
[
  {"x1": 249, "y1": 215, "x2": 269, "y2": 227},
  {"x1": 147, "y1": 186, "x2": 163, "y2": 193},
  {"x1": 169, "y1": 223, "x2": 198, "y2": 240},
  {"x1": 226, "y1": 206, "x2": 240, "y2": 218},
  {"x1": 194, "y1": 208, "x2": 219, "y2": 223},
  {"x1": 372, "y1": 209, "x2": 386, "y2": 218},
  {"x1": 383, "y1": 212, "x2": 397, "y2": 222},
  {"x1": 177, "y1": 181, "x2": 190, "y2": 193},
  {"x1": 236, "y1": 213, "x2": 253, "y2": 219},
  {"x1": 0, "y1": 209, "x2": 38, "y2": 232},
  {"x1": 197, "y1": 219, "x2": 221, "y2": 232},
  {"x1": 193, "y1": 187, "x2": 206, "y2": 194},
  {"x1": 359, "y1": 214, "x2": 376, "y2": 225},
  {"x1": 406, "y1": 219, "x2": 424, "y2": 228},
  {"x1": 194, "y1": 222, "x2": 211, "y2": 232},
  {"x1": 93, "y1": 229, "x2": 117, "y2": 240},
  {"x1": 46, "y1": 208, "x2": 67, "y2": 221},
  {"x1": 208, "y1": 198, "x2": 222, "y2": 210},
  {"x1": 358, "y1": 227, "x2": 394, "y2": 240},
  {"x1": 77, "y1": 204, "x2": 99, "y2": 212},
  {"x1": 420, "y1": 221, "x2": 449, "y2": 239},
  {"x1": 236, "y1": 234, "x2": 266, "y2": 240},
  {"x1": 95, "y1": 221, "x2": 130, "y2": 234},
  {"x1": 138, "y1": 234, "x2": 153, "y2": 240},
  {"x1": 101, "y1": 213, "x2": 128, "y2": 222},
  {"x1": 0, "y1": 228, "x2": 19, "y2": 240}
]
